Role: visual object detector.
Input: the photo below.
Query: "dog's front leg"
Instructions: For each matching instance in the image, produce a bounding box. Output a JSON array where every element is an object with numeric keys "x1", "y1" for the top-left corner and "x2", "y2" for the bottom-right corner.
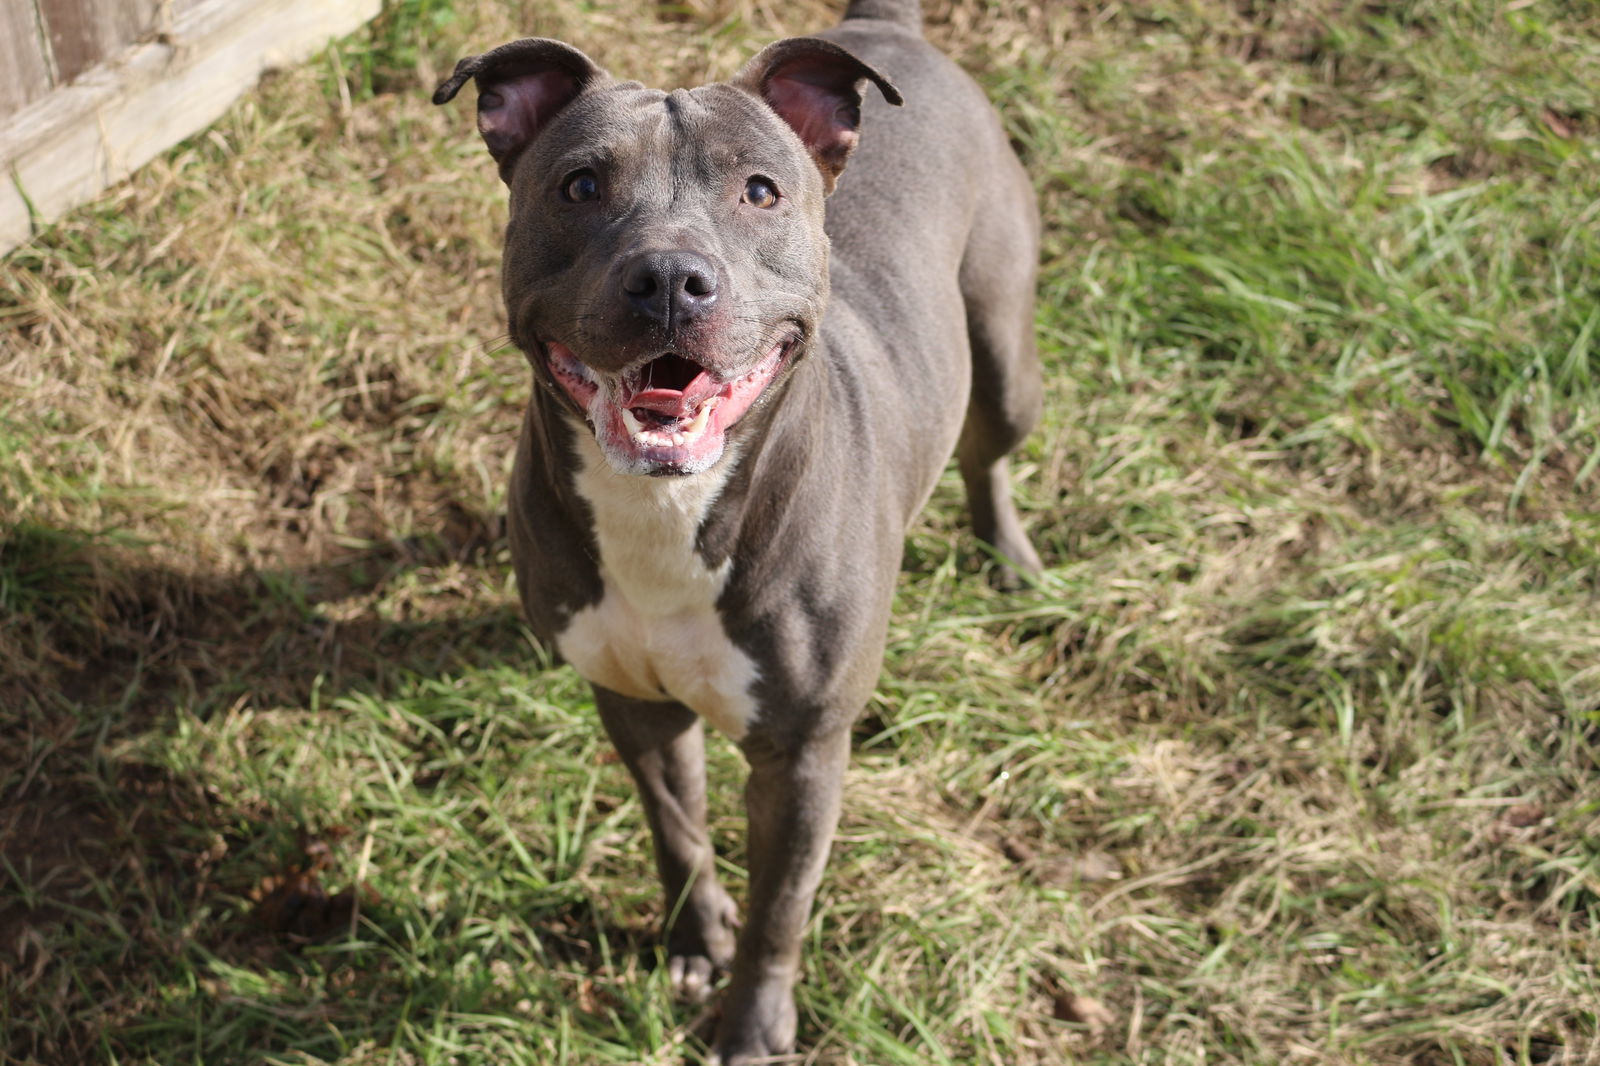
[
  {"x1": 594, "y1": 688, "x2": 740, "y2": 1002},
  {"x1": 710, "y1": 724, "x2": 852, "y2": 1065}
]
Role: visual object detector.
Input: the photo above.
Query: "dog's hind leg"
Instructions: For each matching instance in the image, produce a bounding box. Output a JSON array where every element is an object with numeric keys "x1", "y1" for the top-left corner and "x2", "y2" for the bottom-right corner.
[
  {"x1": 956, "y1": 166, "x2": 1045, "y2": 582},
  {"x1": 593, "y1": 688, "x2": 739, "y2": 1002}
]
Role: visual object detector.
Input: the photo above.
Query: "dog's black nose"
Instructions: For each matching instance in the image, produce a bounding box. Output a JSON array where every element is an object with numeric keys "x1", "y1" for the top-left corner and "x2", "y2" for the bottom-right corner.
[{"x1": 621, "y1": 250, "x2": 719, "y2": 327}]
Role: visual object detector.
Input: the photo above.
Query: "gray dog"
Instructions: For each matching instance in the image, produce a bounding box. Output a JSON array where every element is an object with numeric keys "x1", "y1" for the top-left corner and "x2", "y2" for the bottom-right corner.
[{"x1": 433, "y1": 0, "x2": 1042, "y2": 1059}]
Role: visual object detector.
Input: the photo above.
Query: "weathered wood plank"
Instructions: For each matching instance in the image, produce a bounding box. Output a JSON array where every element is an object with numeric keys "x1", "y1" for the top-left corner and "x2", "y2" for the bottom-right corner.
[
  {"x1": 43, "y1": 0, "x2": 100, "y2": 84},
  {"x1": 39, "y1": 0, "x2": 164, "y2": 84},
  {"x1": 97, "y1": 0, "x2": 163, "y2": 51},
  {"x1": 0, "y1": 0, "x2": 53, "y2": 114},
  {"x1": 0, "y1": 0, "x2": 380, "y2": 254}
]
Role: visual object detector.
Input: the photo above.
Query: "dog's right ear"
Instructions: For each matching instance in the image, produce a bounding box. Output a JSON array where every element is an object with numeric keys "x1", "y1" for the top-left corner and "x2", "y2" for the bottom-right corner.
[
  {"x1": 433, "y1": 39, "x2": 606, "y2": 182},
  {"x1": 732, "y1": 37, "x2": 902, "y2": 195}
]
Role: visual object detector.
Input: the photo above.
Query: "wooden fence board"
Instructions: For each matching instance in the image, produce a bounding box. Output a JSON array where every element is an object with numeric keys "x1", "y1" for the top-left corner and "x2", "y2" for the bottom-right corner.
[
  {"x1": 43, "y1": 0, "x2": 100, "y2": 84},
  {"x1": 1, "y1": 0, "x2": 380, "y2": 254},
  {"x1": 0, "y1": 1, "x2": 52, "y2": 115},
  {"x1": 42, "y1": 0, "x2": 164, "y2": 84}
]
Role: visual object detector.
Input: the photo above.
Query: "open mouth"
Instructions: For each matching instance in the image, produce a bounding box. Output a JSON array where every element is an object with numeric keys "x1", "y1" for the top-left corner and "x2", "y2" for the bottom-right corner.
[{"x1": 544, "y1": 337, "x2": 793, "y2": 475}]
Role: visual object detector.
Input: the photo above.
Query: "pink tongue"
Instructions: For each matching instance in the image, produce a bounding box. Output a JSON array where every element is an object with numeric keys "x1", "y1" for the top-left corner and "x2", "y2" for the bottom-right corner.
[
  {"x1": 625, "y1": 375, "x2": 721, "y2": 418},
  {"x1": 628, "y1": 389, "x2": 695, "y2": 418}
]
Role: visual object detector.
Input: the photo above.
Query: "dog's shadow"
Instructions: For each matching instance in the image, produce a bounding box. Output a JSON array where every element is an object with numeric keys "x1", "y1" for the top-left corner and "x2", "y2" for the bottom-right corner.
[{"x1": 2, "y1": 515, "x2": 683, "y2": 1063}]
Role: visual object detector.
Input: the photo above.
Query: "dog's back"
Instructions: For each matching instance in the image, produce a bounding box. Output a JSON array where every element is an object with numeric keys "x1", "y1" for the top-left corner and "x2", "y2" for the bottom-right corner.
[{"x1": 813, "y1": 0, "x2": 1046, "y2": 562}]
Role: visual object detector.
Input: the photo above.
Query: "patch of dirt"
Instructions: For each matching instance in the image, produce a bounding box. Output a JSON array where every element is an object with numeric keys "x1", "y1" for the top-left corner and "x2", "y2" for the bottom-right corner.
[{"x1": 999, "y1": 835, "x2": 1124, "y2": 888}]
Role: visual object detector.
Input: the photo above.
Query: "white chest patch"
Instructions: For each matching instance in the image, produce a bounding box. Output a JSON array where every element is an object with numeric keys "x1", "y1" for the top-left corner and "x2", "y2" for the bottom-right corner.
[{"x1": 555, "y1": 426, "x2": 761, "y2": 740}]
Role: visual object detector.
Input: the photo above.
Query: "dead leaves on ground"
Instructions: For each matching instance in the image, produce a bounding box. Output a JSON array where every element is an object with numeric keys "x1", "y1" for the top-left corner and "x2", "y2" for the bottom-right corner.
[{"x1": 251, "y1": 827, "x2": 379, "y2": 942}]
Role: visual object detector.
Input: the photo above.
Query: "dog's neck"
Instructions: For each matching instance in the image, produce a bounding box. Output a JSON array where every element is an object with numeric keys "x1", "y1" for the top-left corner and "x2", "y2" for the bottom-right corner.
[{"x1": 568, "y1": 416, "x2": 736, "y2": 613}]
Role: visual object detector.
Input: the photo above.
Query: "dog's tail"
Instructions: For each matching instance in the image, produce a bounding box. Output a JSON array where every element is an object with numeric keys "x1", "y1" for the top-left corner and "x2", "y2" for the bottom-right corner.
[{"x1": 843, "y1": 0, "x2": 923, "y2": 33}]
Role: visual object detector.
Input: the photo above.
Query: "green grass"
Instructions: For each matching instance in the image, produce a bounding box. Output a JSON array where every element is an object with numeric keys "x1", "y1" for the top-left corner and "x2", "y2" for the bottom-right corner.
[{"x1": 3, "y1": 0, "x2": 1599, "y2": 1063}]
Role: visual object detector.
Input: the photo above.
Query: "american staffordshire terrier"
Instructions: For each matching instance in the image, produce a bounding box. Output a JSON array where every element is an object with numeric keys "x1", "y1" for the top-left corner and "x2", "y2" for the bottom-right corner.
[{"x1": 434, "y1": 0, "x2": 1043, "y2": 1059}]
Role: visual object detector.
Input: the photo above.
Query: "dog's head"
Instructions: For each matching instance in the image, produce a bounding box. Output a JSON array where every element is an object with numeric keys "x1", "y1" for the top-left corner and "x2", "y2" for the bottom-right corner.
[{"x1": 434, "y1": 37, "x2": 900, "y2": 476}]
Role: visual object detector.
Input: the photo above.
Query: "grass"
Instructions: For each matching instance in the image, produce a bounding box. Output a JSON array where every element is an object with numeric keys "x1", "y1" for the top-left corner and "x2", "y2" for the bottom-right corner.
[{"x1": 2, "y1": 0, "x2": 1598, "y2": 1062}]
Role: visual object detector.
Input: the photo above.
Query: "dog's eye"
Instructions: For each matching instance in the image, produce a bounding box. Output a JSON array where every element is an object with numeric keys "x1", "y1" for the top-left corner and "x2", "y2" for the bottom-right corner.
[
  {"x1": 562, "y1": 170, "x2": 601, "y2": 203},
  {"x1": 742, "y1": 177, "x2": 779, "y2": 209}
]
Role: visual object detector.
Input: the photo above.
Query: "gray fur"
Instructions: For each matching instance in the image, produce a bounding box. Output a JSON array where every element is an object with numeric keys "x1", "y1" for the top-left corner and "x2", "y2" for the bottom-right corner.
[{"x1": 435, "y1": 1, "x2": 1041, "y2": 1060}]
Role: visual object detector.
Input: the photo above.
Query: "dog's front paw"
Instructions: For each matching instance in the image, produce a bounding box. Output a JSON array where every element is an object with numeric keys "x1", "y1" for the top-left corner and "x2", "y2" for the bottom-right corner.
[
  {"x1": 667, "y1": 883, "x2": 739, "y2": 1002},
  {"x1": 704, "y1": 980, "x2": 798, "y2": 1065},
  {"x1": 669, "y1": 950, "x2": 721, "y2": 1003}
]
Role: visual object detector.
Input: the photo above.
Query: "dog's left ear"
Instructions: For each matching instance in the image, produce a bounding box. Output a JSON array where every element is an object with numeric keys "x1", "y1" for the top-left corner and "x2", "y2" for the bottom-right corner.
[{"x1": 733, "y1": 37, "x2": 902, "y2": 195}]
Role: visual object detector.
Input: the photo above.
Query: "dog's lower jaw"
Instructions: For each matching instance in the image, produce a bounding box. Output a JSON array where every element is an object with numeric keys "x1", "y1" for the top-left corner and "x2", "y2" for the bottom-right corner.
[
  {"x1": 594, "y1": 401, "x2": 729, "y2": 476},
  {"x1": 544, "y1": 337, "x2": 791, "y2": 477}
]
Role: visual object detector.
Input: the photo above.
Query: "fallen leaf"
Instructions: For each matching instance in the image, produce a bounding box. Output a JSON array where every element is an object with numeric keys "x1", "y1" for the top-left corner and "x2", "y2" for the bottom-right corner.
[
  {"x1": 251, "y1": 830, "x2": 377, "y2": 941},
  {"x1": 1503, "y1": 803, "x2": 1544, "y2": 829},
  {"x1": 999, "y1": 836, "x2": 1036, "y2": 865},
  {"x1": 1540, "y1": 108, "x2": 1577, "y2": 139},
  {"x1": 1053, "y1": 991, "x2": 1115, "y2": 1035}
]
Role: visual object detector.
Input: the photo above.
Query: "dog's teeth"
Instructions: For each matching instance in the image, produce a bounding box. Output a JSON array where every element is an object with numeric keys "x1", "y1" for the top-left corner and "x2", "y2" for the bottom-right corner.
[
  {"x1": 618, "y1": 396, "x2": 719, "y2": 450},
  {"x1": 686, "y1": 399, "x2": 716, "y2": 436}
]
